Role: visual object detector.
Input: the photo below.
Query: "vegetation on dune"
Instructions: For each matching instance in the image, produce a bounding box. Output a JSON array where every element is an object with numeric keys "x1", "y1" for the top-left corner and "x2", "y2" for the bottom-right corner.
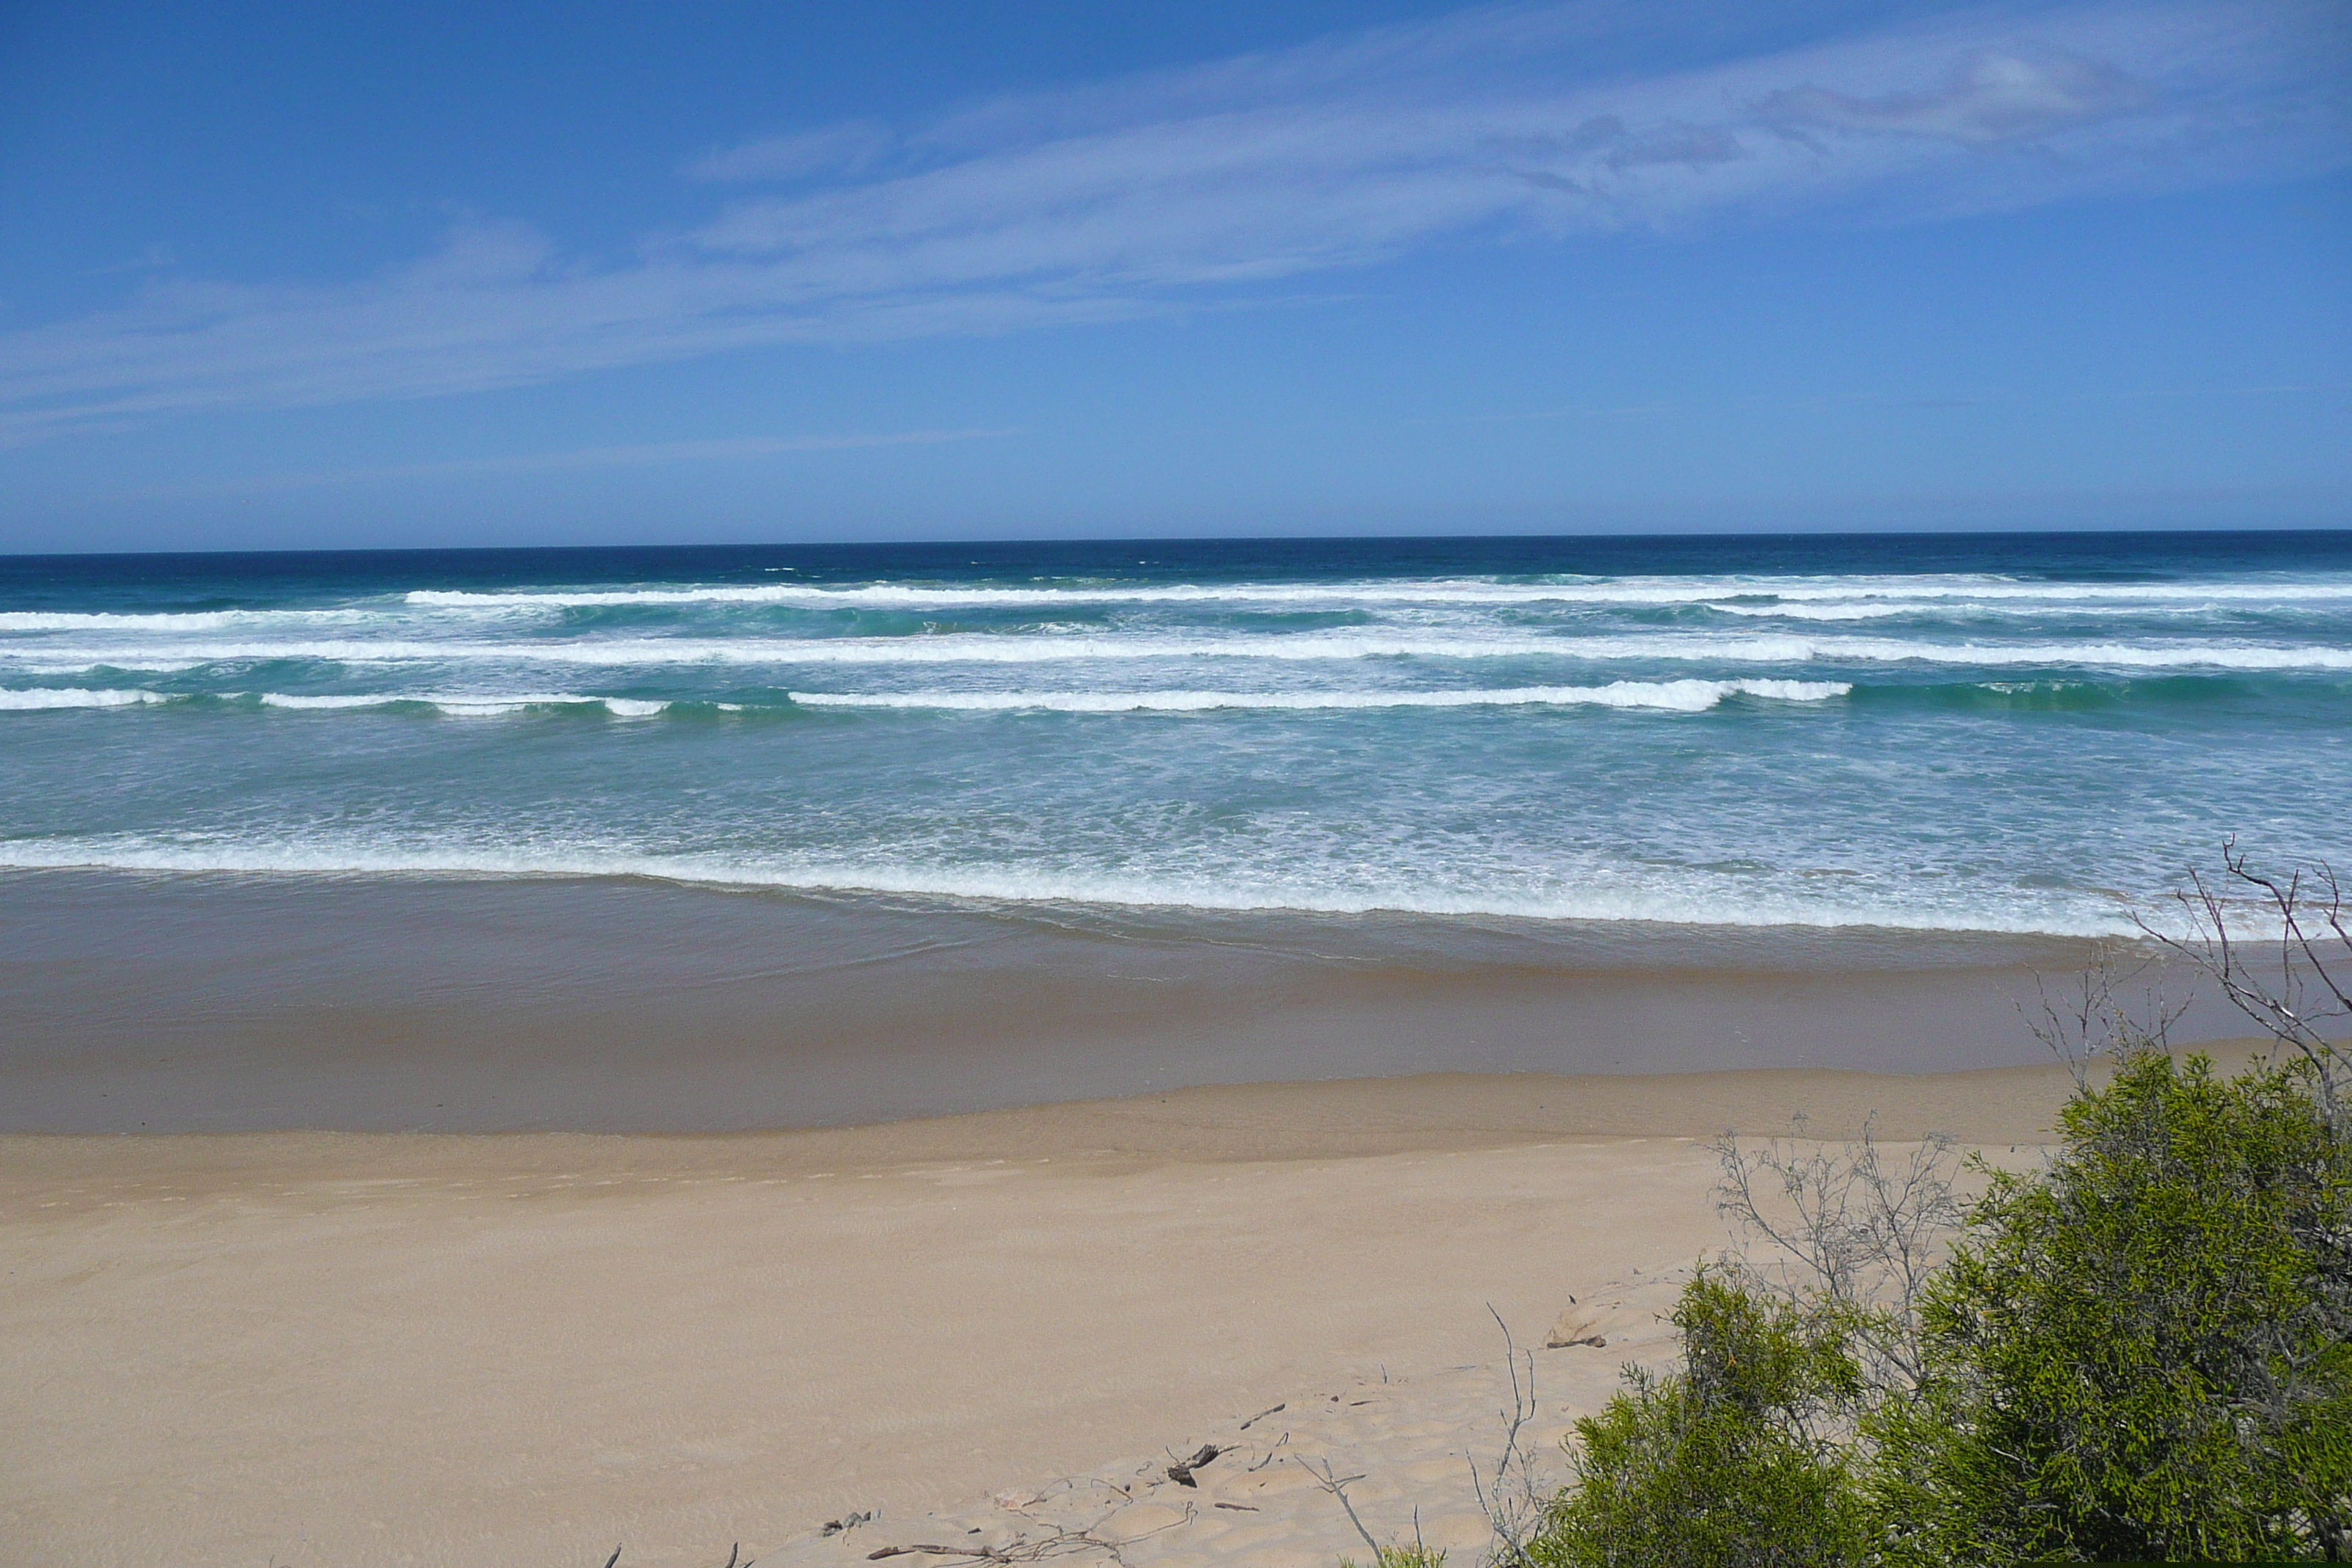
[
  {"x1": 1530, "y1": 1271, "x2": 1874, "y2": 1568},
  {"x1": 1413, "y1": 848, "x2": 2352, "y2": 1567},
  {"x1": 1871, "y1": 1050, "x2": 2352, "y2": 1564}
]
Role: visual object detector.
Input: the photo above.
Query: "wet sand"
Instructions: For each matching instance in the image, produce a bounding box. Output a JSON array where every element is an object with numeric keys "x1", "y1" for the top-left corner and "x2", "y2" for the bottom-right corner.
[
  {"x1": 0, "y1": 1051, "x2": 2273, "y2": 1568},
  {"x1": 0, "y1": 870, "x2": 2247, "y2": 1133}
]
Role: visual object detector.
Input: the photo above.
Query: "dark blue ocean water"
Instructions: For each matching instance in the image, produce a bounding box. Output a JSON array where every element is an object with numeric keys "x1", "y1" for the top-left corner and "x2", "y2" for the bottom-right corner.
[{"x1": 4, "y1": 529, "x2": 2348, "y2": 936}]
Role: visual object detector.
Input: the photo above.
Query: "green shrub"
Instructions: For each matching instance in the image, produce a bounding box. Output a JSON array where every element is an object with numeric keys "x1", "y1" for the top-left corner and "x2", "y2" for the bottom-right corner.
[
  {"x1": 1529, "y1": 1269, "x2": 1874, "y2": 1568},
  {"x1": 1872, "y1": 1050, "x2": 2352, "y2": 1563},
  {"x1": 1523, "y1": 1050, "x2": 2351, "y2": 1564}
]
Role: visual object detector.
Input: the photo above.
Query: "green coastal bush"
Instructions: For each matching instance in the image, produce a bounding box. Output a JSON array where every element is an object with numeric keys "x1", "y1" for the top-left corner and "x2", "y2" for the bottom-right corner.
[
  {"x1": 1526, "y1": 1049, "x2": 2352, "y2": 1567},
  {"x1": 1872, "y1": 1049, "x2": 2352, "y2": 1564},
  {"x1": 1531, "y1": 1271, "x2": 1872, "y2": 1568}
]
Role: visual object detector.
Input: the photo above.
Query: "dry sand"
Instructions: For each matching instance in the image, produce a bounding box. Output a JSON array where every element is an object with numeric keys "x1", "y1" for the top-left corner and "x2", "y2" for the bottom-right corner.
[{"x1": 0, "y1": 1049, "x2": 2268, "y2": 1568}]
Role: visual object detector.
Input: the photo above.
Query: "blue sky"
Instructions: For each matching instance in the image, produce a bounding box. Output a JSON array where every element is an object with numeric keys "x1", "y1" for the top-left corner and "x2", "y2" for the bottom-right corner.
[{"x1": 0, "y1": 0, "x2": 2345, "y2": 551}]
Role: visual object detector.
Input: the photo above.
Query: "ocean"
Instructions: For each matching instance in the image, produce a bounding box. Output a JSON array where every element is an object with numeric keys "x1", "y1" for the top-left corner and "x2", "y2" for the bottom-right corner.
[{"x1": 4, "y1": 529, "x2": 2348, "y2": 940}]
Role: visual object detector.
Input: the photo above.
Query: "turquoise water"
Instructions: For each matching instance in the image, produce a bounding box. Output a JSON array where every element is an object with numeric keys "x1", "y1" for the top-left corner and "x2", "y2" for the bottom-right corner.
[{"x1": 3, "y1": 532, "x2": 2348, "y2": 938}]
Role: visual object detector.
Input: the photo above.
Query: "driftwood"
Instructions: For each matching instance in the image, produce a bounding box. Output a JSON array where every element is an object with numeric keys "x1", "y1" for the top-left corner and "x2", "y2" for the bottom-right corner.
[
  {"x1": 868, "y1": 1547, "x2": 1009, "y2": 1562},
  {"x1": 1164, "y1": 1444, "x2": 1221, "y2": 1487},
  {"x1": 862, "y1": 1483, "x2": 1194, "y2": 1564}
]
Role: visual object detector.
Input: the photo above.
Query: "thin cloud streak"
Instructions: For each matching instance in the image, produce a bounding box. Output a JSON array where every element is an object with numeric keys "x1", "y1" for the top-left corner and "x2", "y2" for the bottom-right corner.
[
  {"x1": 0, "y1": 0, "x2": 2342, "y2": 444},
  {"x1": 1439, "y1": 380, "x2": 2350, "y2": 422},
  {"x1": 118, "y1": 428, "x2": 1021, "y2": 500}
]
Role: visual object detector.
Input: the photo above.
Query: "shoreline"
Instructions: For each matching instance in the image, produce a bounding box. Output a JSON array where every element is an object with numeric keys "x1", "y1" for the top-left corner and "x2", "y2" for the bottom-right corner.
[
  {"x1": 0, "y1": 1046, "x2": 2279, "y2": 1187},
  {"x1": 0, "y1": 867, "x2": 2255, "y2": 1134}
]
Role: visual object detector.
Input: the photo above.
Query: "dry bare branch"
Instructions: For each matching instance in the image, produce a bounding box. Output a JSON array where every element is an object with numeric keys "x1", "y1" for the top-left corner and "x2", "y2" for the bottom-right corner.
[
  {"x1": 1465, "y1": 1306, "x2": 1548, "y2": 1568},
  {"x1": 1300, "y1": 1455, "x2": 1384, "y2": 1557},
  {"x1": 2138, "y1": 839, "x2": 2352, "y2": 1134},
  {"x1": 1711, "y1": 1118, "x2": 1964, "y2": 1394}
]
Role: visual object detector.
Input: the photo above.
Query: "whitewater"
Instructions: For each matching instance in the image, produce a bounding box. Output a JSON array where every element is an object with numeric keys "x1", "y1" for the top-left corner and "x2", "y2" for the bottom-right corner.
[{"x1": 4, "y1": 531, "x2": 2348, "y2": 937}]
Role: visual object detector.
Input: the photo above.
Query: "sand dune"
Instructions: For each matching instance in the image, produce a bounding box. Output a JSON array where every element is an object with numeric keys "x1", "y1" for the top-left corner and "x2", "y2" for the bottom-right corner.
[{"x1": 0, "y1": 1052, "x2": 2266, "y2": 1567}]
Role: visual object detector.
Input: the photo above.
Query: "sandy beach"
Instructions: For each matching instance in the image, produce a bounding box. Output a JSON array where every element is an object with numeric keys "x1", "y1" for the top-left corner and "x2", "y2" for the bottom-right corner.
[
  {"x1": 0, "y1": 1049, "x2": 2269, "y2": 1568},
  {"x1": 1, "y1": 872, "x2": 2261, "y2": 1135}
]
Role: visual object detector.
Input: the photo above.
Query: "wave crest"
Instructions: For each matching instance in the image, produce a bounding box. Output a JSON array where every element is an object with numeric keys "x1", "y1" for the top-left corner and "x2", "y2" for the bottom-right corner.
[
  {"x1": 12, "y1": 632, "x2": 2351, "y2": 672},
  {"x1": 788, "y1": 679, "x2": 1850, "y2": 713},
  {"x1": 0, "y1": 687, "x2": 170, "y2": 709}
]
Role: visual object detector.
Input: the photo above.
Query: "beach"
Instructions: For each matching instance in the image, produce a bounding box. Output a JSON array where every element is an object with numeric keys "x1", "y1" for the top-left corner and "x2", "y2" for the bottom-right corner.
[
  {"x1": 4, "y1": 538, "x2": 2346, "y2": 1564},
  {"x1": 1, "y1": 1046, "x2": 2272, "y2": 1568}
]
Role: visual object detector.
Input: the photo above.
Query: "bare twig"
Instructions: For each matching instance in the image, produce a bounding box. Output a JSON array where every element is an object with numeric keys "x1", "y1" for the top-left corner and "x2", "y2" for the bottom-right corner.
[
  {"x1": 2137, "y1": 840, "x2": 2352, "y2": 1134},
  {"x1": 2021, "y1": 960, "x2": 2185, "y2": 1090},
  {"x1": 1466, "y1": 1306, "x2": 1548, "y2": 1567},
  {"x1": 1711, "y1": 1117, "x2": 1963, "y2": 1395},
  {"x1": 1300, "y1": 1455, "x2": 1383, "y2": 1556},
  {"x1": 867, "y1": 1545, "x2": 1008, "y2": 1561},
  {"x1": 863, "y1": 1483, "x2": 1194, "y2": 1567}
]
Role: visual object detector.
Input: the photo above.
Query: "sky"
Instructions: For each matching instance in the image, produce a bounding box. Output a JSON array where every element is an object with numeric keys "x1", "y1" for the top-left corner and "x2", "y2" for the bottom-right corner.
[{"x1": 0, "y1": 0, "x2": 2346, "y2": 552}]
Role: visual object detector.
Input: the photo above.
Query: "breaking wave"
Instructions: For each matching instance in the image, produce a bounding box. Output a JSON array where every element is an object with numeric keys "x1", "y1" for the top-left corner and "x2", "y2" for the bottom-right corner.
[
  {"x1": 10, "y1": 632, "x2": 2351, "y2": 672},
  {"x1": 788, "y1": 679, "x2": 1850, "y2": 713},
  {"x1": 0, "y1": 687, "x2": 171, "y2": 709},
  {"x1": 0, "y1": 836, "x2": 2137, "y2": 937},
  {"x1": 402, "y1": 574, "x2": 2352, "y2": 611}
]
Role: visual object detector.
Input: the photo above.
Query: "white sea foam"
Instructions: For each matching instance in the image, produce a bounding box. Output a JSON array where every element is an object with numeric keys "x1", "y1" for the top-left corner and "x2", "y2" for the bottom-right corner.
[
  {"x1": 401, "y1": 574, "x2": 2352, "y2": 611},
  {"x1": 1700, "y1": 599, "x2": 2325, "y2": 622},
  {"x1": 0, "y1": 687, "x2": 173, "y2": 709},
  {"x1": 0, "y1": 611, "x2": 248, "y2": 632},
  {"x1": 253, "y1": 691, "x2": 670, "y2": 717},
  {"x1": 0, "y1": 837, "x2": 2137, "y2": 938},
  {"x1": 0, "y1": 608, "x2": 420, "y2": 632},
  {"x1": 0, "y1": 686, "x2": 685, "y2": 716},
  {"x1": 0, "y1": 679, "x2": 1847, "y2": 717},
  {"x1": 10, "y1": 632, "x2": 2351, "y2": 671},
  {"x1": 10, "y1": 660, "x2": 210, "y2": 676},
  {"x1": 252, "y1": 693, "x2": 415, "y2": 709},
  {"x1": 11, "y1": 577, "x2": 2345, "y2": 646},
  {"x1": 789, "y1": 679, "x2": 1851, "y2": 713}
]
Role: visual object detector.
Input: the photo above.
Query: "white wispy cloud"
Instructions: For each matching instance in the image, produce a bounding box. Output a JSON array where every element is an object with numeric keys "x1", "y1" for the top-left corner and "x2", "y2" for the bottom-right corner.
[
  {"x1": 117, "y1": 427, "x2": 1022, "y2": 499},
  {"x1": 687, "y1": 120, "x2": 898, "y2": 183},
  {"x1": 1, "y1": 0, "x2": 2341, "y2": 444}
]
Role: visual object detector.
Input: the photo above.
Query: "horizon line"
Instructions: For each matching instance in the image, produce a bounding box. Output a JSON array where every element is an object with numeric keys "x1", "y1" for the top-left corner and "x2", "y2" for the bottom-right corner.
[{"x1": 5, "y1": 520, "x2": 2351, "y2": 564}]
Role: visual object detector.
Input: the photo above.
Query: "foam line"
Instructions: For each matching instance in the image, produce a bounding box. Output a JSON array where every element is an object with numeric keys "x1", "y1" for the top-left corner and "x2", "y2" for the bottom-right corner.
[
  {"x1": 0, "y1": 687, "x2": 679, "y2": 717},
  {"x1": 253, "y1": 692, "x2": 671, "y2": 717},
  {"x1": 0, "y1": 608, "x2": 397, "y2": 632},
  {"x1": 788, "y1": 679, "x2": 1852, "y2": 712},
  {"x1": 0, "y1": 838, "x2": 2136, "y2": 937},
  {"x1": 0, "y1": 687, "x2": 171, "y2": 709},
  {"x1": 10, "y1": 633, "x2": 2351, "y2": 671},
  {"x1": 400, "y1": 576, "x2": 2352, "y2": 610}
]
